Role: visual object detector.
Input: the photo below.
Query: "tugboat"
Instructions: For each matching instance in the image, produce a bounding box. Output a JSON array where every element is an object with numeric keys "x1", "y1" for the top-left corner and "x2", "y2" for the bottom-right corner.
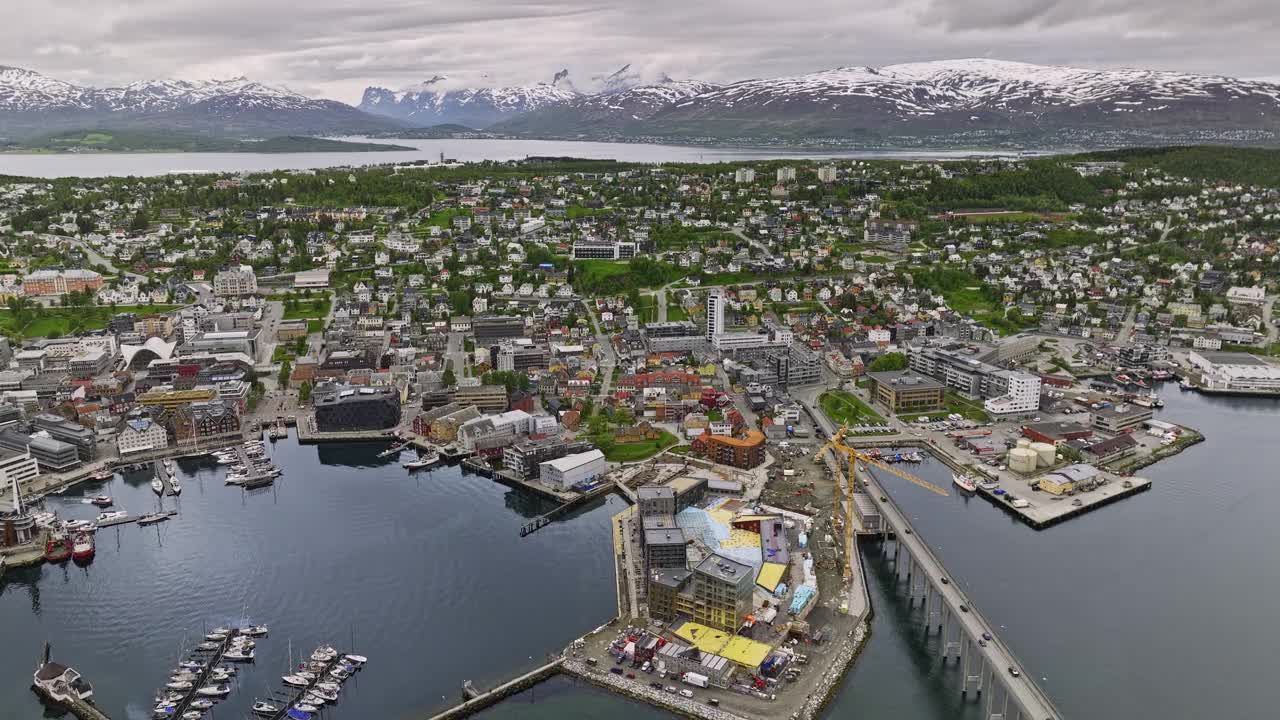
[
  {"x1": 71, "y1": 532, "x2": 95, "y2": 563},
  {"x1": 45, "y1": 532, "x2": 73, "y2": 563}
]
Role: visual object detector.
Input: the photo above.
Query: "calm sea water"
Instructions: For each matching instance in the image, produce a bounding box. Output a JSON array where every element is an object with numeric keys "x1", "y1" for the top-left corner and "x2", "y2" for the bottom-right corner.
[
  {"x1": 0, "y1": 138, "x2": 1032, "y2": 179},
  {"x1": 2, "y1": 387, "x2": 1273, "y2": 719},
  {"x1": 0, "y1": 437, "x2": 621, "y2": 720}
]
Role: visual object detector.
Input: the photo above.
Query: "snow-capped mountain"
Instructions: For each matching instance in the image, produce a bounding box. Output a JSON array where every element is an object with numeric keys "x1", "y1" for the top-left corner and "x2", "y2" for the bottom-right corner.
[
  {"x1": 359, "y1": 73, "x2": 580, "y2": 128},
  {"x1": 492, "y1": 79, "x2": 721, "y2": 136},
  {"x1": 0, "y1": 67, "x2": 402, "y2": 139},
  {"x1": 643, "y1": 59, "x2": 1280, "y2": 141}
]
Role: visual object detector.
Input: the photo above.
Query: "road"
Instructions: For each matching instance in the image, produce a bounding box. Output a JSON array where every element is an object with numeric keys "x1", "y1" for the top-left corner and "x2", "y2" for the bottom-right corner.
[
  {"x1": 861, "y1": 469, "x2": 1063, "y2": 719},
  {"x1": 445, "y1": 331, "x2": 470, "y2": 378},
  {"x1": 1115, "y1": 304, "x2": 1138, "y2": 344},
  {"x1": 55, "y1": 235, "x2": 146, "y2": 281},
  {"x1": 579, "y1": 300, "x2": 618, "y2": 397},
  {"x1": 731, "y1": 227, "x2": 776, "y2": 261}
]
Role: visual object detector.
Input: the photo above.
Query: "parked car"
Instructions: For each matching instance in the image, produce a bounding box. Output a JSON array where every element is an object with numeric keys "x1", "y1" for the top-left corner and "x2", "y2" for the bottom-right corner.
[
  {"x1": 610, "y1": 667, "x2": 623, "y2": 675},
  {"x1": 679, "y1": 689, "x2": 694, "y2": 699}
]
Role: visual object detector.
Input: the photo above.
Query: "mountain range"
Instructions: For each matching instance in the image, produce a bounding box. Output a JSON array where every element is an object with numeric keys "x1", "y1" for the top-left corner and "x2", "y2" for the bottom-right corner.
[
  {"x1": 5, "y1": 59, "x2": 1280, "y2": 147},
  {"x1": 0, "y1": 66, "x2": 403, "y2": 140}
]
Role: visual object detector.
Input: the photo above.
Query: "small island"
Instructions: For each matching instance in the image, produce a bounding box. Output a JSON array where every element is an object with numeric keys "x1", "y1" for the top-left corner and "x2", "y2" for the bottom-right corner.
[{"x1": 2, "y1": 131, "x2": 415, "y2": 154}]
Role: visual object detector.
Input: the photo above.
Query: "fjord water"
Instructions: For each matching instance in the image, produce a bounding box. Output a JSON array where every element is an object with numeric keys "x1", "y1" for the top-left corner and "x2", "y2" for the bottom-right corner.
[
  {"x1": 0, "y1": 137, "x2": 1032, "y2": 178},
  {"x1": 2, "y1": 387, "x2": 1275, "y2": 719}
]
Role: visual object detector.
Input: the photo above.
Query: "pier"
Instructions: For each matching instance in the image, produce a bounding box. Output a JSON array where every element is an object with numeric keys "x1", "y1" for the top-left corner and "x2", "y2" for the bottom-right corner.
[
  {"x1": 517, "y1": 481, "x2": 617, "y2": 537},
  {"x1": 162, "y1": 629, "x2": 245, "y2": 719},
  {"x1": 426, "y1": 659, "x2": 563, "y2": 720}
]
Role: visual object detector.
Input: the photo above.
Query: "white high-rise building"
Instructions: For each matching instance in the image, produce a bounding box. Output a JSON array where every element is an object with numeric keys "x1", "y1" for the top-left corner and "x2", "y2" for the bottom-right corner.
[
  {"x1": 776, "y1": 167, "x2": 796, "y2": 183},
  {"x1": 705, "y1": 289, "x2": 725, "y2": 341},
  {"x1": 984, "y1": 371, "x2": 1042, "y2": 416},
  {"x1": 735, "y1": 168, "x2": 756, "y2": 183},
  {"x1": 817, "y1": 166, "x2": 837, "y2": 183}
]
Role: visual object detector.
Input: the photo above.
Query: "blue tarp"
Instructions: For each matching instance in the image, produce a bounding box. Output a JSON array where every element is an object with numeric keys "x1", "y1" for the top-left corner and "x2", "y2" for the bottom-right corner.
[{"x1": 789, "y1": 584, "x2": 817, "y2": 614}]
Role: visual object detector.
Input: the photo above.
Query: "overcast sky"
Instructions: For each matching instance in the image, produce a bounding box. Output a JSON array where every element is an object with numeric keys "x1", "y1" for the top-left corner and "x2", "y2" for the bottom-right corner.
[{"x1": 6, "y1": 0, "x2": 1278, "y2": 103}]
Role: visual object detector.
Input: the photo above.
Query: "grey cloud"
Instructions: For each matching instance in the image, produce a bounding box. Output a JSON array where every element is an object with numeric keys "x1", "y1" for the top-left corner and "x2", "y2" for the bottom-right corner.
[{"x1": 1, "y1": 0, "x2": 1275, "y2": 104}]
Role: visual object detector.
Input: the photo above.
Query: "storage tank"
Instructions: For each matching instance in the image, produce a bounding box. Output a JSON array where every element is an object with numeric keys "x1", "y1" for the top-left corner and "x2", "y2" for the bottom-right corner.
[
  {"x1": 1008, "y1": 448, "x2": 1039, "y2": 474},
  {"x1": 1016, "y1": 438, "x2": 1032, "y2": 449},
  {"x1": 1029, "y1": 442, "x2": 1057, "y2": 467}
]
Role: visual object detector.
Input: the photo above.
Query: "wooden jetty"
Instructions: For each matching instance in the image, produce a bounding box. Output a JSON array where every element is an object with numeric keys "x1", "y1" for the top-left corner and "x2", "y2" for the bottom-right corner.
[{"x1": 160, "y1": 629, "x2": 245, "y2": 719}]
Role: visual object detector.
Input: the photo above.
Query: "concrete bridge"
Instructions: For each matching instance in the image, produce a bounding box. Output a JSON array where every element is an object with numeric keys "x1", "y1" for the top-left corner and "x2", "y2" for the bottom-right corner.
[{"x1": 861, "y1": 466, "x2": 1064, "y2": 720}]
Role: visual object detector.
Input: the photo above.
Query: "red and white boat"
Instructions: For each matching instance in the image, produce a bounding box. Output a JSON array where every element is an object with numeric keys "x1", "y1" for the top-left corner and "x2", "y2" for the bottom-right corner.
[
  {"x1": 45, "y1": 533, "x2": 73, "y2": 563},
  {"x1": 90, "y1": 495, "x2": 113, "y2": 507},
  {"x1": 952, "y1": 472, "x2": 978, "y2": 493},
  {"x1": 71, "y1": 531, "x2": 95, "y2": 562}
]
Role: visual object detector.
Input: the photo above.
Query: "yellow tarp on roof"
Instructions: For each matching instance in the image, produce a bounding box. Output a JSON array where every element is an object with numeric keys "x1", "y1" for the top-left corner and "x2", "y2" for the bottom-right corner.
[
  {"x1": 673, "y1": 622, "x2": 772, "y2": 669},
  {"x1": 755, "y1": 562, "x2": 787, "y2": 592}
]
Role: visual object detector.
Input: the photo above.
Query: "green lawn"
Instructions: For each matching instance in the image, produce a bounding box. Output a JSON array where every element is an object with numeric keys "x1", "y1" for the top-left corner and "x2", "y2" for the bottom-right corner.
[
  {"x1": 819, "y1": 390, "x2": 886, "y2": 426},
  {"x1": 898, "y1": 391, "x2": 992, "y2": 423},
  {"x1": 306, "y1": 319, "x2": 324, "y2": 334},
  {"x1": 281, "y1": 297, "x2": 331, "y2": 320},
  {"x1": 588, "y1": 431, "x2": 679, "y2": 462},
  {"x1": 665, "y1": 292, "x2": 689, "y2": 321},
  {"x1": 0, "y1": 304, "x2": 181, "y2": 338}
]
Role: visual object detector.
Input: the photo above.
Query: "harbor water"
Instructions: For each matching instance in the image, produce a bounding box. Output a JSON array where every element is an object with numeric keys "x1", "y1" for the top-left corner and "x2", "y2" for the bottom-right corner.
[
  {"x1": 0, "y1": 437, "x2": 622, "y2": 719},
  {"x1": 2, "y1": 386, "x2": 1276, "y2": 719}
]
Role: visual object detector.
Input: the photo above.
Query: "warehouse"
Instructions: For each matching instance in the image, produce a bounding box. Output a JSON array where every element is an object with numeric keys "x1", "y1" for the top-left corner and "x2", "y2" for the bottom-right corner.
[{"x1": 539, "y1": 449, "x2": 606, "y2": 490}]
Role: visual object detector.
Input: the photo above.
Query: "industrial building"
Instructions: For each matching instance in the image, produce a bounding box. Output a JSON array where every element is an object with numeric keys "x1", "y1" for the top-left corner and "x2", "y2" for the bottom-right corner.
[
  {"x1": 866, "y1": 370, "x2": 946, "y2": 414},
  {"x1": 313, "y1": 384, "x2": 402, "y2": 432},
  {"x1": 1188, "y1": 351, "x2": 1280, "y2": 393},
  {"x1": 538, "y1": 449, "x2": 606, "y2": 490},
  {"x1": 1091, "y1": 404, "x2": 1154, "y2": 434}
]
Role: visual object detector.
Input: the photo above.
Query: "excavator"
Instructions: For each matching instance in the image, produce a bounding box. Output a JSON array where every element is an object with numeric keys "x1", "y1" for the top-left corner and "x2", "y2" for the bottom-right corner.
[{"x1": 813, "y1": 426, "x2": 947, "y2": 580}]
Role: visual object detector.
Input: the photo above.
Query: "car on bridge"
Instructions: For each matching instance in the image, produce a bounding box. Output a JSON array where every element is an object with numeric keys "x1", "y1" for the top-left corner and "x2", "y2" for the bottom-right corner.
[{"x1": 1008, "y1": 666, "x2": 1021, "y2": 677}]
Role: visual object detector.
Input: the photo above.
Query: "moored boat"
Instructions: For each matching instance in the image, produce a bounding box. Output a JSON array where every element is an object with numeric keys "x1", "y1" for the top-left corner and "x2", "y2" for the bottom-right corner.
[
  {"x1": 952, "y1": 472, "x2": 977, "y2": 493},
  {"x1": 45, "y1": 533, "x2": 73, "y2": 562},
  {"x1": 71, "y1": 531, "x2": 94, "y2": 562},
  {"x1": 152, "y1": 477, "x2": 164, "y2": 494},
  {"x1": 195, "y1": 683, "x2": 231, "y2": 697}
]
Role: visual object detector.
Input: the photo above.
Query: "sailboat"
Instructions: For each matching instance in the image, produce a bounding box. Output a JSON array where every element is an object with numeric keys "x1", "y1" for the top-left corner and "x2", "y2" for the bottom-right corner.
[
  {"x1": 151, "y1": 476, "x2": 164, "y2": 495},
  {"x1": 952, "y1": 472, "x2": 977, "y2": 493}
]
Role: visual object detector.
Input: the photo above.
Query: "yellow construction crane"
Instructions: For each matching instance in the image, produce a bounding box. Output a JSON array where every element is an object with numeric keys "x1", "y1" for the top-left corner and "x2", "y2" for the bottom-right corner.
[{"x1": 813, "y1": 427, "x2": 948, "y2": 580}]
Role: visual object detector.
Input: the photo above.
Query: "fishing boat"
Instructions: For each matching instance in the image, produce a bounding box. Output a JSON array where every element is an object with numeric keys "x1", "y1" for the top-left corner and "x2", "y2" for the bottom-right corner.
[
  {"x1": 402, "y1": 454, "x2": 437, "y2": 470},
  {"x1": 952, "y1": 472, "x2": 977, "y2": 493},
  {"x1": 151, "y1": 476, "x2": 164, "y2": 495},
  {"x1": 42, "y1": 532, "x2": 72, "y2": 564},
  {"x1": 90, "y1": 495, "x2": 113, "y2": 507},
  {"x1": 70, "y1": 531, "x2": 95, "y2": 562}
]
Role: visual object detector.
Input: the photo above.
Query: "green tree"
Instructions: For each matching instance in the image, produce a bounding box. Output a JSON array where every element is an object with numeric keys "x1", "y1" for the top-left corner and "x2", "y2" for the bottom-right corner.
[
  {"x1": 441, "y1": 368, "x2": 457, "y2": 386},
  {"x1": 297, "y1": 381, "x2": 312, "y2": 405},
  {"x1": 868, "y1": 352, "x2": 908, "y2": 372},
  {"x1": 278, "y1": 360, "x2": 292, "y2": 389}
]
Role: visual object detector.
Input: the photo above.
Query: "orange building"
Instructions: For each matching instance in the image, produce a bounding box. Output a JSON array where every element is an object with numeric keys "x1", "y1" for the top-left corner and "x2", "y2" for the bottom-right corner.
[
  {"x1": 699, "y1": 430, "x2": 766, "y2": 469},
  {"x1": 22, "y1": 269, "x2": 104, "y2": 296}
]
